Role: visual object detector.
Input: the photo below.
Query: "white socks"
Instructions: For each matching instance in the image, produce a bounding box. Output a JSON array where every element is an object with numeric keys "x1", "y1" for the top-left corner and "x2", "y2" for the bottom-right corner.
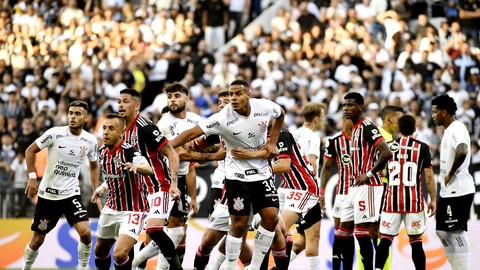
[
  {"x1": 132, "y1": 241, "x2": 160, "y2": 268},
  {"x1": 249, "y1": 225, "x2": 275, "y2": 269},
  {"x1": 225, "y1": 234, "x2": 243, "y2": 269},
  {"x1": 166, "y1": 227, "x2": 185, "y2": 248},
  {"x1": 436, "y1": 230, "x2": 470, "y2": 270},
  {"x1": 77, "y1": 242, "x2": 91, "y2": 270},
  {"x1": 208, "y1": 252, "x2": 226, "y2": 270},
  {"x1": 23, "y1": 244, "x2": 39, "y2": 270},
  {"x1": 306, "y1": 255, "x2": 320, "y2": 270}
]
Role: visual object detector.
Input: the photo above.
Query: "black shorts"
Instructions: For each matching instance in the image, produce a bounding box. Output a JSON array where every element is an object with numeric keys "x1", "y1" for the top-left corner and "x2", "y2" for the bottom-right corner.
[
  {"x1": 436, "y1": 193, "x2": 474, "y2": 232},
  {"x1": 170, "y1": 175, "x2": 189, "y2": 220},
  {"x1": 225, "y1": 178, "x2": 279, "y2": 216},
  {"x1": 31, "y1": 195, "x2": 89, "y2": 234},
  {"x1": 295, "y1": 202, "x2": 322, "y2": 233},
  {"x1": 207, "y1": 187, "x2": 224, "y2": 215}
]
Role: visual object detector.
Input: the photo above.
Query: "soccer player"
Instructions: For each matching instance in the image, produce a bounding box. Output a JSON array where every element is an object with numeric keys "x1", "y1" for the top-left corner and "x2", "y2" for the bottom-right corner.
[
  {"x1": 170, "y1": 79, "x2": 285, "y2": 270},
  {"x1": 116, "y1": 88, "x2": 182, "y2": 270},
  {"x1": 432, "y1": 95, "x2": 475, "y2": 270},
  {"x1": 194, "y1": 88, "x2": 252, "y2": 270},
  {"x1": 289, "y1": 102, "x2": 324, "y2": 262},
  {"x1": 320, "y1": 119, "x2": 355, "y2": 270},
  {"x1": 91, "y1": 113, "x2": 153, "y2": 270},
  {"x1": 231, "y1": 127, "x2": 322, "y2": 270},
  {"x1": 23, "y1": 100, "x2": 99, "y2": 270},
  {"x1": 377, "y1": 106, "x2": 404, "y2": 142},
  {"x1": 340, "y1": 92, "x2": 393, "y2": 270},
  {"x1": 375, "y1": 114, "x2": 437, "y2": 270}
]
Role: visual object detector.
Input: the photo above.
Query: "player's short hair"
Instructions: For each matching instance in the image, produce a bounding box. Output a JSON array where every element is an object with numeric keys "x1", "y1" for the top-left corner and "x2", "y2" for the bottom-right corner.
[
  {"x1": 120, "y1": 88, "x2": 142, "y2": 102},
  {"x1": 397, "y1": 114, "x2": 416, "y2": 136},
  {"x1": 344, "y1": 92, "x2": 364, "y2": 105},
  {"x1": 380, "y1": 105, "x2": 404, "y2": 120},
  {"x1": 432, "y1": 95, "x2": 457, "y2": 116},
  {"x1": 218, "y1": 88, "x2": 229, "y2": 98},
  {"x1": 303, "y1": 102, "x2": 325, "y2": 122},
  {"x1": 105, "y1": 113, "x2": 126, "y2": 127},
  {"x1": 69, "y1": 100, "x2": 89, "y2": 112},
  {"x1": 164, "y1": 81, "x2": 189, "y2": 95},
  {"x1": 230, "y1": 79, "x2": 250, "y2": 92}
]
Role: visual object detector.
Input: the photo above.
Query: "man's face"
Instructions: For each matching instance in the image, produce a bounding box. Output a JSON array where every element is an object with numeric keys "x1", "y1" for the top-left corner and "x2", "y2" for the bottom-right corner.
[
  {"x1": 102, "y1": 118, "x2": 124, "y2": 147},
  {"x1": 432, "y1": 105, "x2": 445, "y2": 127},
  {"x1": 218, "y1": 94, "x2": 230, "y2": 110},
  {"x1": 68, "y1": 106, "x2": 88, "y2": 130},
  {"x1": 118, "y1": 94, "x2": 140, "y2": 119},
  {"x1": 228, "y1": 85, "x2": 250, "y2": 112},
  {"x1": 167, "y1": 91, "x2": 188, "y2": 114},
  {"x1": 343, "y1": 99, "x2": 362, "y2": 120},
  {"x1": 390, "y1": 111, "x2": 404, "y2": 133}
]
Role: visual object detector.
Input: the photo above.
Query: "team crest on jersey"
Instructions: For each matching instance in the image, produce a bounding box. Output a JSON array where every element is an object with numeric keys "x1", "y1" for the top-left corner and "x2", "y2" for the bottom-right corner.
[
  {"x1": 341, "y1": 154, "x2": 351, "y2": 164},
  {"x1": 38, "y1": 219, "x2": 49, "y2": 231},
  {"x1": 233, "y1": 197, "x2": 245, "y2": 211},
  {"x1": 258, "y1": 121, "x2": 267, "y2": 132},
  {"x1": 79, "y1": 146, "x2": 87, "y2": 158},
  {"x1": 389, "y1": 142, "x2": 400, "y2": 152},
  {"x1": 131, "y1": 135, "x2": 138, "y2": 145}
]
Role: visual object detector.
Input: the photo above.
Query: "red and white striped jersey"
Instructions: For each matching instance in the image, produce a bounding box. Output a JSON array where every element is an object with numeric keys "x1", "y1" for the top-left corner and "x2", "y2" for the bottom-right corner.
[
  {"x1": 383, "y1": 136, "x2": 432, "y2": 213},
  {"x1": 350, "y1": 118, "x2": 384, "y2": 186},
  {"x1": 99, "y1": 141, "x2": 149, "y2": 212},
  {"x1": 277, "y1": 129, "x2": 319, "y2": 195},
  {"x1": 324, "y1": 130, "x2": 352, "y2": 195},
  {"x1": 124, "y1": 114, "x2": 171, "y2": 194}
]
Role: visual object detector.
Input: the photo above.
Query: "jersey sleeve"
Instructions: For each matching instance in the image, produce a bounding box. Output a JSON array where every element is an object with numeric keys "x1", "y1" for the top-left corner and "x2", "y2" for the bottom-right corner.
[
  {"x1": 88, "y1": 141, "x2": 98, "y2": 162},
  {"x1": 420, "y1": 142, "x2": 432, "y2": 169},
  {"x1": 199, "y1": 113, "x2": 223, "y2": 137},
  {"x1": 323, "y1": 137, "x2": 336, "y2": 160},
  {"x1": 277, "y1": 131, "x2": 293, "y2": 159},
  {"x1": 450, "y1": 122, "x2": 469, "y2": 149},
  {"x1": 305, "y1": 134, "x2": 321, "y2": 158},
  {"x1": 139, "y1": 124, "x2": 169, "y2": 153},
  {"x1": 261, "y1": 99, "x2": 283, "y2": 119},
  {"x1": 364, "y1": 123, "x2": 384, "y2": 146},
  {"x1": 126, "y1": 147, "x2": 148, "y2": 165},
  {"x1": 34, "y1": 127, "x2": 56, "y2": 150}
]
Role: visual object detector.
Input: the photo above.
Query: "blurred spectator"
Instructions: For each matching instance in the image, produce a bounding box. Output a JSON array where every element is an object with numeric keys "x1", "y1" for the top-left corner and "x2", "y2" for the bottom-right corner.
[
  {"x1": 227, "y1": 0, "x2": 250, "y2": 39},
  {"x1": 201, "y1": 0, "x2": 228, "y2": 53},
  {"x1": 458, "y1": 0, "x2": 480, "y2": 47},
  {"x1": 0, "y1": 132, "x2": 15, "y2": 184},
  {"x1": 9, "y1": 150, "x2": 30, "y2": 217}
]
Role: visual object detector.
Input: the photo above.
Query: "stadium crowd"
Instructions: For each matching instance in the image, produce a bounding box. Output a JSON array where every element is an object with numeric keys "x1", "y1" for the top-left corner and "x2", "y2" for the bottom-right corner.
[{"x1": 0, "y1": 0, "x2": 479, "y2": 218}]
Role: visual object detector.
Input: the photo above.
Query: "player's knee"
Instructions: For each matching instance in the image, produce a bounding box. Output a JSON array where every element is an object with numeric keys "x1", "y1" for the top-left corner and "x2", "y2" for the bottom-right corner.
[
  {"x1": 30, "y1": 235, "x2": 45, "y2": 250},
  {"x1": 79, "y1": 232, "x2": 92, "y2": 245},
  {"x1": 113, "y1": 249, "x2": 128, "y2": 264},
  {"x1": 260, "y1": 215, "x2": 278, "y2": 231}
]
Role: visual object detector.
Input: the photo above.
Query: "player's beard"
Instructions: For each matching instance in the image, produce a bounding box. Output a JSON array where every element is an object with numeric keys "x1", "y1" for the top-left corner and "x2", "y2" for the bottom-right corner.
[{"x1": 170, "y1": 103, "x2": 186, "y2": 114}]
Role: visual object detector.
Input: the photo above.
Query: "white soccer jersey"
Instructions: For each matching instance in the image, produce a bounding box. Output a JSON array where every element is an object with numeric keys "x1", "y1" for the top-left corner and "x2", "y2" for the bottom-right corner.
[
  {"x1": 293, "y1": 127, "x2": 321, "y2": 159},
  {"x1": 199, "y1": 98, "x2": 282, "y2": 182},
  {"x1": 158, "y1": 111, "x2": 201, "y2": 175},
  {"x1": 439, "y1": 120, "x2": 475, "y2": 198},
  {"x1": 211, "y1": 137, "x2": 226, "y2": 189},
  {"x1": 35, "y1": 126, "x2": 98, "y2": 200}
]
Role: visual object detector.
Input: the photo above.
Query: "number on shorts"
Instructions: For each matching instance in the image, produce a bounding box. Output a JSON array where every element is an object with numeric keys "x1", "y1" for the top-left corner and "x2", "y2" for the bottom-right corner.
[
  {"x1": 262, "y1": 179, "x2": 275, "y2": 192},
  {"x1": 447, "y1": 205, "x2": 452, "y2": 217},
  {"x1": 128, "y1": 213, "x2": 141, "y2": 225},
  {"x1": 359, "y1": 200, "x2": 366, "y2": 211},
  {"x1": 286, "y1": 191, "x2": 302, "y2": 200},
  {"x1": 151, "y1": 196, "x2": 162, "y2": 207},
  {"x1": 388, "y1": 161, "x2": 417, "y2": 186},
  {"x1": 72, "y1": 198, "x2": 82, "y2": 210}
]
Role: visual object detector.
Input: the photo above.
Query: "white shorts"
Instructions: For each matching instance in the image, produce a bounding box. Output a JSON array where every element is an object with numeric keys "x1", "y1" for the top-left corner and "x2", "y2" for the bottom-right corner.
[
  {"x1": 96, "y1": 206, "x2": 146, "y2": 241},
  {"x1": 332, "y1": 194, "x2": 348, "y2": 219},
  {"x1": 379, "y1": 211, "x2": 426, "y2": 236},
  {"x1": 341, "y1": 185, "x2": 383, "y2": 224},
  {"x1": 207, "y1": 203, "x2": 230, "y2": 232},
  {"x1": 145, "y1": 191, "x2": 175, "y2": 220},
  {"x1": 281, "y1": 189, "x2": 319, "y2": 218}
]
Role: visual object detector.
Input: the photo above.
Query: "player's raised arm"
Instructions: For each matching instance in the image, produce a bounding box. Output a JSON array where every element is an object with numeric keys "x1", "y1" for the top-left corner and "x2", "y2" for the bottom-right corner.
[{"x1": 170, "y1": 125, "x2": 205, "y2": 148}]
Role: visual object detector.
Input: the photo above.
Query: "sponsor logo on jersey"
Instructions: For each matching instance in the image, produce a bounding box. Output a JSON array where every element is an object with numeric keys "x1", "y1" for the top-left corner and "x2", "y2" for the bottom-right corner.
[
  {"x1": 234, "y1": 173, "x2": 245, "y2": 179},
  {"x1": 341, "y1": 154, "x2": 351, "y2": 164},
  {"x1": 248, "y1": 132, "x2": 255, "y2": 138},
  {"x1": 233, "y1": 197, "x2": 244, "y2": 211},
  {"x1": 245, "y1": 169, "x2": 258, "y2": 175},
  {"x1": 41, "y1": 135, "x2": 52, "y2": 143},
  {"x1": 254, "y1": 112, "x2": 269, "y2": 117},
  {"x1": 226, "y1": 118, "x2": 239, "y2": 126},
  {"x1": 206, "y1": 121, "x2": 220, "y2": 129},
  {"x1": 411, "y1": 221, "x2": 421, "y2": 228},
  {"x1": 382, "y1": 220, "x2": 391, "y2": 229},
  {"x1": 389, "y1": 141, "x2": 400, "y2": 152}
]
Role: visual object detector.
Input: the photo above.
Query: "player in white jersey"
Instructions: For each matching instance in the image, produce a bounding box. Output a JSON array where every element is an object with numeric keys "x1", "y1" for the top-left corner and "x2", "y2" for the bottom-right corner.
[
  {"x1": 132, "y1": 82, "x2": 225, "y2": 269},
  {"x1": 23, "y1": 101, "x2": 100, "y2": 270},
  {"x1": 432, "y1": 95, "x2": 475, "y2": 270},
  {"x1": 289, "y1": 102, "x2": 324, "y2": 263},
  {"x1": 170, "y1": 80, "x2": 285, "y2": 270}
]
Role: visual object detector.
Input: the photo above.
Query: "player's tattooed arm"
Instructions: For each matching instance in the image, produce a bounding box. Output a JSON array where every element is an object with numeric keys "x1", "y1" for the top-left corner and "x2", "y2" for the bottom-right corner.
[{"x1": 175, "y1": 145, "x2": 226, "y2": 162}]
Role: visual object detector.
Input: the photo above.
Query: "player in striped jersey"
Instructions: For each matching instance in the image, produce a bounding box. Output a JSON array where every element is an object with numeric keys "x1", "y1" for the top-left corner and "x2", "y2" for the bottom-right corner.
[
  {"x1": 92, "y1": 114, "x2": 153, "y2": 270},
  {"x1": 375, "y1": 114, "x2": 437, "y2": 270},
  {"x1": 340, "y1": 92, "x2": 392, "y2": 270},
  {"x1": 117, "y1": 89, "x2": 183, "y2": 270},
  {"x1": 320, "y1": 119, "x2": 354, "y2": 270}
]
